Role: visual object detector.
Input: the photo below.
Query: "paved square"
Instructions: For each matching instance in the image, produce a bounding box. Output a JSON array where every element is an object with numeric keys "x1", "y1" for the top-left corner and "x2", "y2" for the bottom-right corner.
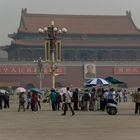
[{"x1": 0, "y1": 98, "x2": 140, "y2": 140}]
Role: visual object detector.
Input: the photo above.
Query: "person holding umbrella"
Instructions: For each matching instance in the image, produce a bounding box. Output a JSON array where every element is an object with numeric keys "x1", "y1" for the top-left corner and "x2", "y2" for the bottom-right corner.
[
  {"x1": 29, "y1": 88, "x2": 42, "y2": 112},
  {"x1": 15, "y1": 87, "x2": 26, "y2": 112},
  {"x1": 18, "y1": 92, "x2": 26, "y2": 112},
  {"x1": 31, "y1": 91, "x2": 38, "y2": 112}
]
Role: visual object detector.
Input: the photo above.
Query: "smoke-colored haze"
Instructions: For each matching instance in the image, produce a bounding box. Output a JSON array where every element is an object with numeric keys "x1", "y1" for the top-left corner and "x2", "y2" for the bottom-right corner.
[{"x1": 0, "y1": 0, "x2": 140, "y2": 45}]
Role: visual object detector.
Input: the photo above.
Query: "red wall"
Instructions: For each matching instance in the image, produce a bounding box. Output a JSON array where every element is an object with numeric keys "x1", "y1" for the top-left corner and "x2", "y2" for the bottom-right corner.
[{"x1": 0, "y1": 65, "x2": 139, "y2": 88}]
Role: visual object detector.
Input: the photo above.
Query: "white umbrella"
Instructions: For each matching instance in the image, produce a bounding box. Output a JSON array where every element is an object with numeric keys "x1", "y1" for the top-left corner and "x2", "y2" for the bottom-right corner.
[
  {"x1": 15, "y1": 87, "x2": 26, "y2": 94},
  {"x1": 0, "y1": 89, "x2": 7, "y2": 94},
  {"x1": 58, "y1": 87, "x2": 67, "y2": 96},
  {"x1": 85, "y1": 78, "x2": 110, "y2": 87}
]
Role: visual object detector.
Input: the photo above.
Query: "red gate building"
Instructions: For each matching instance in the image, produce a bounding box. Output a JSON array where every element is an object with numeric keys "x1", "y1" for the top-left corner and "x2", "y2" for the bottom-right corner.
[{"x1": 0, "y1": 9, "x2": 140, "y2": 88}]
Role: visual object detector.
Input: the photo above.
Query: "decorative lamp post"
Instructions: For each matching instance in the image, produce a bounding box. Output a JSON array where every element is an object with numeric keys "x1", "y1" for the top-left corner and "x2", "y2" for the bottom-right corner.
[
  {"x1": 34, "y1": 57, "x2": 44, "y2": 89},
  {"x1": 38, "y1": 21, "x2": 67, "y2": 89}
]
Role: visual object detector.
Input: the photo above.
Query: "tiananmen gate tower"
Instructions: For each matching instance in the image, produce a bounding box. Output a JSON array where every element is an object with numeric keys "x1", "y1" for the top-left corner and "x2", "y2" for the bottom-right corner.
[{"x1": 0, "y1": 8, "x2": 140, "y2": 88}]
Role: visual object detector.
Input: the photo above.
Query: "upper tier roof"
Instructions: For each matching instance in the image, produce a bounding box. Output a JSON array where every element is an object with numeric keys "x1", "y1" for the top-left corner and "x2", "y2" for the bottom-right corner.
[
  {"x1": 18, "y1": 9, "x2": 140, "y2": 35},
  {"x1": 9, "y1": 39, "x2": 140, "y2": 48}
]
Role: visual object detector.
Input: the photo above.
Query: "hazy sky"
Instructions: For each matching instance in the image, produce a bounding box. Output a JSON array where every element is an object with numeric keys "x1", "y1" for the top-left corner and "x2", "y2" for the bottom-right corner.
[{"x1": 0, "y1": 0, "x2": 140, "y2": 45}]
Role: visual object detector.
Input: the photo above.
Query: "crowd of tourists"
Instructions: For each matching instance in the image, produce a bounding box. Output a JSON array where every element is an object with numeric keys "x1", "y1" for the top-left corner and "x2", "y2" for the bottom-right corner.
[
  {"x1": 1, "y1": 86, "x2": 140, "y2": 115},
  {"x1": 18, "y1": 90, "x2": 42, "y2": 112},
  {"x1": 16, "y1": 86, "x2": 130, "y2": 115}
]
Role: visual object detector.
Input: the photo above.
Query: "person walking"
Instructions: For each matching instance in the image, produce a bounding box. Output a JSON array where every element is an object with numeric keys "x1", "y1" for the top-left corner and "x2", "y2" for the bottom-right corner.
[
  {"x1": 62, "y1": 87, "x2": 75, "y2": 116},
  {"x1": 134, "y1": 88, "x2": 140, "y2": 115}
]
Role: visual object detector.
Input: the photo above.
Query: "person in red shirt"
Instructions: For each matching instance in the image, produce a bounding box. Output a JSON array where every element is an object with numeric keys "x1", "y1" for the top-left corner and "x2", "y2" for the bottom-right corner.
[{"x1": 31, "y1": 91, "x2": 38, "y2": 112}]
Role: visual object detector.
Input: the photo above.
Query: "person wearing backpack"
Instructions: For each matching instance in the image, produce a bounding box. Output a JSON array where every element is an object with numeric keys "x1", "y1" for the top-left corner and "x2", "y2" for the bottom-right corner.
[{"x1": 50, "y1": 89, "x2": 57, "y2": 111}]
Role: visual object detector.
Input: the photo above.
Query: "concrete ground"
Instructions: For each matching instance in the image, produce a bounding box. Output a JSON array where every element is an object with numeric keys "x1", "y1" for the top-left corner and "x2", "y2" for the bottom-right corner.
[{"x1": 0, "y1": 98, "x2": 140, "y2": 140}]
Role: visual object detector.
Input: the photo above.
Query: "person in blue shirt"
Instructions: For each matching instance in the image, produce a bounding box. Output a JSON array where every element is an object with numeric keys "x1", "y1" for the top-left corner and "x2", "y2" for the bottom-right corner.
[
  {"x1": 50, "y1": 89, "x2": 57, "y2": 111},
  {"x1": 107, "y1": 88, "x2": 117, "y2": 105}
]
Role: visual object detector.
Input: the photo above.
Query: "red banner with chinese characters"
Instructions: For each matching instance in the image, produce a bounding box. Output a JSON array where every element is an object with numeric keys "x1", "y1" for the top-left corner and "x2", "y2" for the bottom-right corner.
[
  {"x1": 114, "y1": 67, "x2": 140, "y2": 75},
  {"x1": 0, "y1": 66, "x2": 65, "y2": 75}
]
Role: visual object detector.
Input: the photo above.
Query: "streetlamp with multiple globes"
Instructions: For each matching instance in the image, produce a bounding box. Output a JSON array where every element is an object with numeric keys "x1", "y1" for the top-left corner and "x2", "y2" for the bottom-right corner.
[{"x1": 38, "y1": 21, "x2": 67, "y2": 89}]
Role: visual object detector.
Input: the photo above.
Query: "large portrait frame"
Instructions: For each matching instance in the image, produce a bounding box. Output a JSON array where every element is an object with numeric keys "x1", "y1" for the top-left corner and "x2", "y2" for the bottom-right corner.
[{"x1": 84, "y1": 64, "x2": 96, "y2": 79}]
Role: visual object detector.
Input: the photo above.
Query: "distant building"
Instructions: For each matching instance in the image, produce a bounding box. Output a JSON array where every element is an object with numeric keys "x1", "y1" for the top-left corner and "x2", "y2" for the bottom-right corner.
[
  {"x1": 0, "y1": 50, "x2": 8, "y2": 61},
  {"x1": 0, "y1": 8, "x2": 140, "y2": 88}
]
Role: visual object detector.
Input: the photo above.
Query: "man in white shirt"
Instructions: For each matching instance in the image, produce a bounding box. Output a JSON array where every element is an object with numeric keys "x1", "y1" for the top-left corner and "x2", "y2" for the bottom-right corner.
[{"x1": 62, "y1": 87, "x2": 75, "y2": 116}]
